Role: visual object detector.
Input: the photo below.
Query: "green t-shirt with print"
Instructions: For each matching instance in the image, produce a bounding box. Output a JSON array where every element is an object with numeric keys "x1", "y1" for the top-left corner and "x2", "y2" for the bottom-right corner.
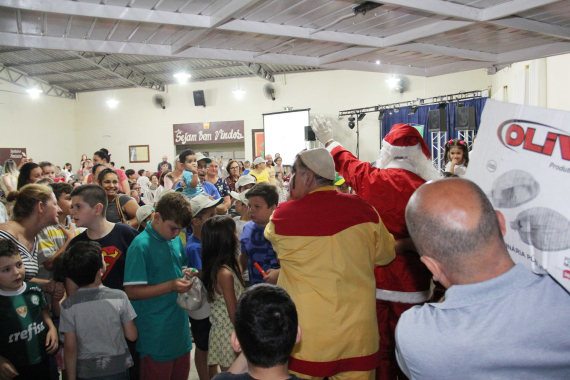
[{"x1": 0, "y1": 282, "x2": 48, "y2": 367}]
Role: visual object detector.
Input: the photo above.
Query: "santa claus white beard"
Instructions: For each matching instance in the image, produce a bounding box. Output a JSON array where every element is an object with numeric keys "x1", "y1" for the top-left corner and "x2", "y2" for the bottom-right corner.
[{"x1": 375, "y1": 145, "x2": 441, "y2": 182}]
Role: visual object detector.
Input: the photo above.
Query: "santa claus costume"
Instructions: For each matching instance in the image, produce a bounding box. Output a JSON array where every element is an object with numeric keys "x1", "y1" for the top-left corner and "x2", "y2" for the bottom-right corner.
[{"x1": 313, "y1": 118, "x2": 439, "y2": 380}]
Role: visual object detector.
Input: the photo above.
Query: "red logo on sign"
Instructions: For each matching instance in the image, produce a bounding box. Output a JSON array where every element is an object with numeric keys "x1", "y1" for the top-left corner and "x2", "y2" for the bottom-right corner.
[
  {"x1": 497, "y1": 119, "x2": 570, "y2": 160},
  {"x1": 564, "y1": 270, "x2": 570, "y2": 280}
]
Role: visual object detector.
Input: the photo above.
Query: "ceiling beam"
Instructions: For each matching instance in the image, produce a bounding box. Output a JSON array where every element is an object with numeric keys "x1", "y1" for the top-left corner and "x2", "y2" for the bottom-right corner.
[
  {"x1": 480, "y1": 0, "x2": 560, "y2": 21},
  {"x1": 382, "y1": 20, "x2": 474, "y2": 47},
  {"x1": 0, "y1": 0, "x2": 210, "y2": 28},
  {"x1": 488, "y1": 17, "x2": 570, "y2": 40},
  {"x1": 209, "y1": 0, "x2": 265, "y2": 28},
  {"x1": 33, "y1": 67, "x2": 101, "y2": 76},
  {"x1": 75, "y1": 52, "x2": 165, "y2": 91},
  {"x1": 391, "y1": 43, "x2": 497, "y2": 62},
  {"x1": 318, "y1": 47, "x2": 379, "y2": 65},
  {"x1": 142, "y1": 63, "x2": 244, "y2": 76},
  {"x1": 241, "y1": 62, "x2": 274, "y2": 82},
  {"x1": 48, "y1": 75, "x2": 118, "y2": 85},
  {"x1": 0, "y1": 64, "x2": 76, "y2": 98},
  {"x1": 369, "y1": 0, "x2": 480, "y2": 20},
  {"x1": 3, "y1": 56, "x2": 83, "y2": 67},
  {"x1": 323, "y1": 59, "x2": 427, "y2": 76},
  {"x1": 0, "y1": 47, "x2": 31, "y2": 54}
]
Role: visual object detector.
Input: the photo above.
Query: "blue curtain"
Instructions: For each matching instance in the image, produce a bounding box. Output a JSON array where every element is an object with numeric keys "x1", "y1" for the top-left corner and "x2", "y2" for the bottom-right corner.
[{"x1": 381, "y1": 97, "x2": 488, "y2": 146}]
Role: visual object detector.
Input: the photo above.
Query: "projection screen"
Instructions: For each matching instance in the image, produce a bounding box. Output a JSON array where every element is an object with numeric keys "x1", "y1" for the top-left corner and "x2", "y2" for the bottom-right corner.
[{"x1": 263, "y1": 109, "x2": 310, "y2": 166}]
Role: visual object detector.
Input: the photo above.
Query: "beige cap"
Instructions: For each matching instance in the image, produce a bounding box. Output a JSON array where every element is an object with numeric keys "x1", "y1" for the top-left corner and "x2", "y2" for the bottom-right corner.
[
  {"x1": 230, "y1": 189, "x2": 250, "y2": 205},
  {"x1": 236, "y1": 175, "x2": 256, "y2": 189},
  {"x1": 190, "y1": 194, "x2": 223, "y2": 217},
  {"x1": 136, "y1": 204, "x2": 154, "y2": 225},
  {"x1": 253, "y1": 157, "x2": 267, "y2": 166},
  {"x1": 195, "y1": 152, "x2": 212, "y2": 163},
  {"x1": 299, "y1": 148, "x2": 336, "y2": 180}
]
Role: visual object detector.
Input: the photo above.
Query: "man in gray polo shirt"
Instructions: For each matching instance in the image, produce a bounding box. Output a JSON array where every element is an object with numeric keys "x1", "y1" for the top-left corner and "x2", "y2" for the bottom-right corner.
[{"x1": 396, "y1": 178, "x2": 570, "y2": 380}]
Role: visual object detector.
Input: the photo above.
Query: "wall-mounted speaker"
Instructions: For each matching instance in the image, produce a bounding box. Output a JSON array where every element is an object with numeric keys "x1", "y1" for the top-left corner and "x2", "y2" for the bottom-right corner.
[
  {"x1": 305, "y1": 126, "x2": 316, "y2": 141},
  {"x1": 193, "y1": 90, "x2": 206, "y2": 107},
  {"x1": 428, "y1": 109, "x2": 447, "y2": 132},
  {"x1": 455, "y1": 106, "x2": 475, "y2": 130}
]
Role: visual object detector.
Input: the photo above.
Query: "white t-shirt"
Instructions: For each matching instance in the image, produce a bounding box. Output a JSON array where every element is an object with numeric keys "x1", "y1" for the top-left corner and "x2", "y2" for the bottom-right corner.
[{"x1": 444, "y1": 161, "x2": 467, "y2": 177}]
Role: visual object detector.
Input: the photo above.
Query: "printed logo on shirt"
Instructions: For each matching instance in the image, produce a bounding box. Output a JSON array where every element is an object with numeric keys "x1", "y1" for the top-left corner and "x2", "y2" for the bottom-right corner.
[
  {"x1": 16, "y1": 306, "x2": 27, "y2": 318},
  {"x1": 8, "y1": 322, "x2": 45, "y2": 343},
  {"x1": 31, "y1": 295, "x2": 39, "y2": 306},
  {"x1": 563, "y1": 270, "x2": 570, "y2": 280},
  {"x1": 101, "y1": 246, "x2": 122, "y2": 279}
]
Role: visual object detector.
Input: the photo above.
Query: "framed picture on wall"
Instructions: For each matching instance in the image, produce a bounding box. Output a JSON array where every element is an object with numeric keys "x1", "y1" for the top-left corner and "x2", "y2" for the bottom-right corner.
[
  {"x1": 251, "y1": 129, "x2": 264, "y2": 158},
  {"x1": 129, "y1": 145, "x2": 150, "y2": 163}
]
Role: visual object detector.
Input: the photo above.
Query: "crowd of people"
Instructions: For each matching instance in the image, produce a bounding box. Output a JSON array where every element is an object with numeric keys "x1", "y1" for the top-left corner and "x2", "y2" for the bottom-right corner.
[{"x1": 0, "y1": 117, "x2": 568, "y2": 380}]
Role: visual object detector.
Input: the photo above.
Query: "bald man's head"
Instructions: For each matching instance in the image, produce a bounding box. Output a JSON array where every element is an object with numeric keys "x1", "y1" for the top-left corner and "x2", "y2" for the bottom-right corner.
[{"x1": 406, "y1": 179, "x2": 504, "y2": 271}]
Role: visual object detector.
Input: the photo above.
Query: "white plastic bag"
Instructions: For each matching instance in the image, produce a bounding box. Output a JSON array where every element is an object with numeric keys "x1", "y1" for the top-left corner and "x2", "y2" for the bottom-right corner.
[{"x1": 177, "y1": 277, "x2": 208, "y2": 315}]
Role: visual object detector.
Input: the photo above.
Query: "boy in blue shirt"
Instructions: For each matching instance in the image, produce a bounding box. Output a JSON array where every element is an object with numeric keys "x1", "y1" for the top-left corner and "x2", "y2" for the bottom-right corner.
[
  {"x1": 185, "y1": 194, "x2": 222, "y2": 380},
  {"x1": 179, "y1": 149, "x2": 203, "y2": 199},
  {"x1": 0, "y1": 239, "x2": 58, "y2": 380},
  {"x1": 239, "y1": 183, "x2": 280, "y2": 286},
  {"x1": 124, "y1": 192, "x2": 196, "y2": 380}
]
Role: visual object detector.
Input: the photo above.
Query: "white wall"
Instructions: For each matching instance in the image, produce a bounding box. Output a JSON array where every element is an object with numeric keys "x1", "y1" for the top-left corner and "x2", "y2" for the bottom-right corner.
[
  {"x1": 74, "y1": 68, "x2": 493, "y2": 169},
  {"x1": 0, "y1": 80, "x2": 77, "y2": 168},
  {"x1": 490, "y1": 53, "x2": 570, "y2": 112}
]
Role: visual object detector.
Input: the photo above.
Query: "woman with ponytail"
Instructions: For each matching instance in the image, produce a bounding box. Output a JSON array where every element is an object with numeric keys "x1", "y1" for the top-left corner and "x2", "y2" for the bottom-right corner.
[
  {"x1": 90, "y1": 148, "x2": 130, "y2": 193},
  {"x1": 0, "y1": 184, "x2": 65, "y2": 296}
]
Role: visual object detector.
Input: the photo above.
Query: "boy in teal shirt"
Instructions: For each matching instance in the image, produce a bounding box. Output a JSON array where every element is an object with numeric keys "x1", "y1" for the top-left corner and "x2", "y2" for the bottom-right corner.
[{"x1": 124, "y1": 192, "x2": 196, "y2": 380}]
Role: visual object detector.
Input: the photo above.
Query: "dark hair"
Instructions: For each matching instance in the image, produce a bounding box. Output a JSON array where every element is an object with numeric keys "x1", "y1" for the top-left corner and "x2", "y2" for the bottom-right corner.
[
  {"x1": 235, "y1": 284, "x2": 298, "y2": 368},
  {"x1": 405, "y1": 179, "x2": 502, "y2": 271},
  {"x1": 159, "y1": 170, "x2": 171, "y2": 187},
  {"x1": 137, "y1": 169, "x2": 145, "y2": 176},
  {"x1": 245, "y1": 182, "x2": 279, "y2": 208},
  {"x1": 70, "y1": 184, "x2": 108, "y2": 212},
  {"x1": 443, "y1": 139, "x2": 469, "y2": 167},
  {"x1": 71, "y1": 180, "x2": 81, "y2": 187},
  {"x1": 201, "y1": 216, "x2": 245, "y2": 303},
  {"x1": 38, "y1": 161, "x2": 54, "y2": 170},
  {"x1": 49, "y1": 182, "x2": 73, "y2": 201},
  {"x1": 179, "y1": 149, "x2": 196, "y2": 165},
  {"x1": 110, "y1": 162, "x2": 115, "y2": 167},
  {"x1": 52, "y1": 253, "x2": 67, "y2": 283},
  {"x1": 0, "y1": 239, "x2": 20, "y2": 258},
  {"x1": 65, "y1": 241, "x2": 104, "y2": 287},
  {"x1": 150, "y1": 173, "x2": 159, "y2": 182},
  {"x1": 294, "y1": 155, "x2": 334, "y2": 188},
  {"x1": 7, "y1": 184, "x2": 53, "y2": 219},
  {"x1": 160, "y1": 161, "x2": 168, "y2": 167},
  {"x1": 17, "y1": 162, "x2": 40, "y2": 190},
  {"x1": 125, "y1": 169, "x2": 135, "y2": 178},
  {"x1": 94, "y1": 148, "x2": 111, "y2": 163},
  {"x1": 226, "y1": 160, "x2": 239, "y2": 178},
  {"x1": 92, "y1": 163, "x2": 104, "y2": 176},
  {"x1": 98, "y1": 168, "x2": 118, "y2": 184},
  {"x1": 275, "y1": 157, "x2": 282, "y2": 164},
  {"x1": 155, "y1": 191, "x2": 193, "y2": 227}
]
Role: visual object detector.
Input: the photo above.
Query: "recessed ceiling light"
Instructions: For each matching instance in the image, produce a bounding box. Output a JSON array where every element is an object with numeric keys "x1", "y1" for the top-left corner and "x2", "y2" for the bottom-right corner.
[
  {"x1": 173, "y1": 72, "x2": 191, "y2": 83},
  {"x1": 233, "y1": 88, "x2": 245, "y2": 98},
  {"x1": 106, "y1": 99, "x2": 119, "y2": 108},
  {"x1": 26, "y1": 88, "x2": 42, "y2": 98},
  {"x1": 376, "y1": 60, "x2": 380, "y2": 65}
]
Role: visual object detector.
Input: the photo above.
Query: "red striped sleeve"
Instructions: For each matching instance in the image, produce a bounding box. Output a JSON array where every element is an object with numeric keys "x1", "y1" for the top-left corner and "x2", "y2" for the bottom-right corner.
[{"x1": 271, "y1": 189, "x2": 379, "y2": 237}]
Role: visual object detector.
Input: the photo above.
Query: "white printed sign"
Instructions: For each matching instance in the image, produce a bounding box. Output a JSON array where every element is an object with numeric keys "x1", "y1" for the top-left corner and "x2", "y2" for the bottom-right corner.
[{"x1": 466, "y1": 100, "x2": 570, "y2": 292}]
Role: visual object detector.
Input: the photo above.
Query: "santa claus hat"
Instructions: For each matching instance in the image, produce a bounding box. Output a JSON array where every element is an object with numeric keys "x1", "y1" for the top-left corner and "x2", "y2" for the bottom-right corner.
[{"x1": 383, "y1": 124, "x2": 431, "y2": 159}]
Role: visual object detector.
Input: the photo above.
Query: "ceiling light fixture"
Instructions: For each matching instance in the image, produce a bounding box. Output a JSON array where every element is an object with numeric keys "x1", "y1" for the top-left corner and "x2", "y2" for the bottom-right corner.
[
  {"x1": 26, "y1": 88, "x2": 42, "y2": 98},
  {"x1": 233, "y1": 88, "x2": 246, "y2": 98},
  {"x1": 408, "y1": 105, "x2": 419, "y2": 115},
  {"x1": 357, "y1": 113, "x2": 366, "y2": 121},
  {"x1": 173, "y1": 72, "x2": 191, "y2": 83},
  {"x1": 378, "y1": 110, "x2": 386, "y2": 120},
  {"x1": 106, "y1": 99, "x2": 119, "y2": 108},
  {"x1": 376, "y1": 60, "x2": 380, "y2": 65}
]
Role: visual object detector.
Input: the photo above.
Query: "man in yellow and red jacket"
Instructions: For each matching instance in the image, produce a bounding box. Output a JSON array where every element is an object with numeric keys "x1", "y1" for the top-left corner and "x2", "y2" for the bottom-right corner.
[{"x1": 311, "y1": 116, "x2": 440, "y2": 380}]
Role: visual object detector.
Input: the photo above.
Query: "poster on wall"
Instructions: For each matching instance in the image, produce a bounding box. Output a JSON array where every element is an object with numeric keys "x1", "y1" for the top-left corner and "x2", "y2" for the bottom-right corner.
[
  {"x1": 0, "y1": 148, "x2": 27, "y2": 166},
  {"x1": 251, "y1": 129, "x2": 264, "y2": 158},
  {"x1": 466, "y1": 99, "x2": 570, "y2": 292},
  {"x1": 173, "y1": 120, "x2": 244, "y2": 145},
  {"x1": 129, "y1": 145, "x2": 150, "y2": 163}
]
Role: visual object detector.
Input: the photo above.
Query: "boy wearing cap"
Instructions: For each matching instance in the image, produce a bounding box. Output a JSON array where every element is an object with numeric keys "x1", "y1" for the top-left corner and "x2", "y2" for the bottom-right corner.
[
  {"x1": 136, "y1": 205, "x2": 154, "y2": 233},
  {"x1": 123, "y1": 192, "x2": 196, "y2": 380},
  {"x1": 231, "y1": 190, "x2": 251, "y2": 237},
  {"x1": 179, "y1": 149, "x2": 203, "y2": 199},
  {"x1": 249, "y1": 158, "x2": 269, "y2": 184},
  {"x1": 334, "y1": 173, "x2": 350, "y2": 194},
  {"x1": 239, "y1": 183, "x2": 280, "y2": 285},
  {"x1": 235, "y1": 175, "x2": 256, "y2": 193},
  {"x1": 184, "y1": 194, "x2": 223, "y2": 380}
]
